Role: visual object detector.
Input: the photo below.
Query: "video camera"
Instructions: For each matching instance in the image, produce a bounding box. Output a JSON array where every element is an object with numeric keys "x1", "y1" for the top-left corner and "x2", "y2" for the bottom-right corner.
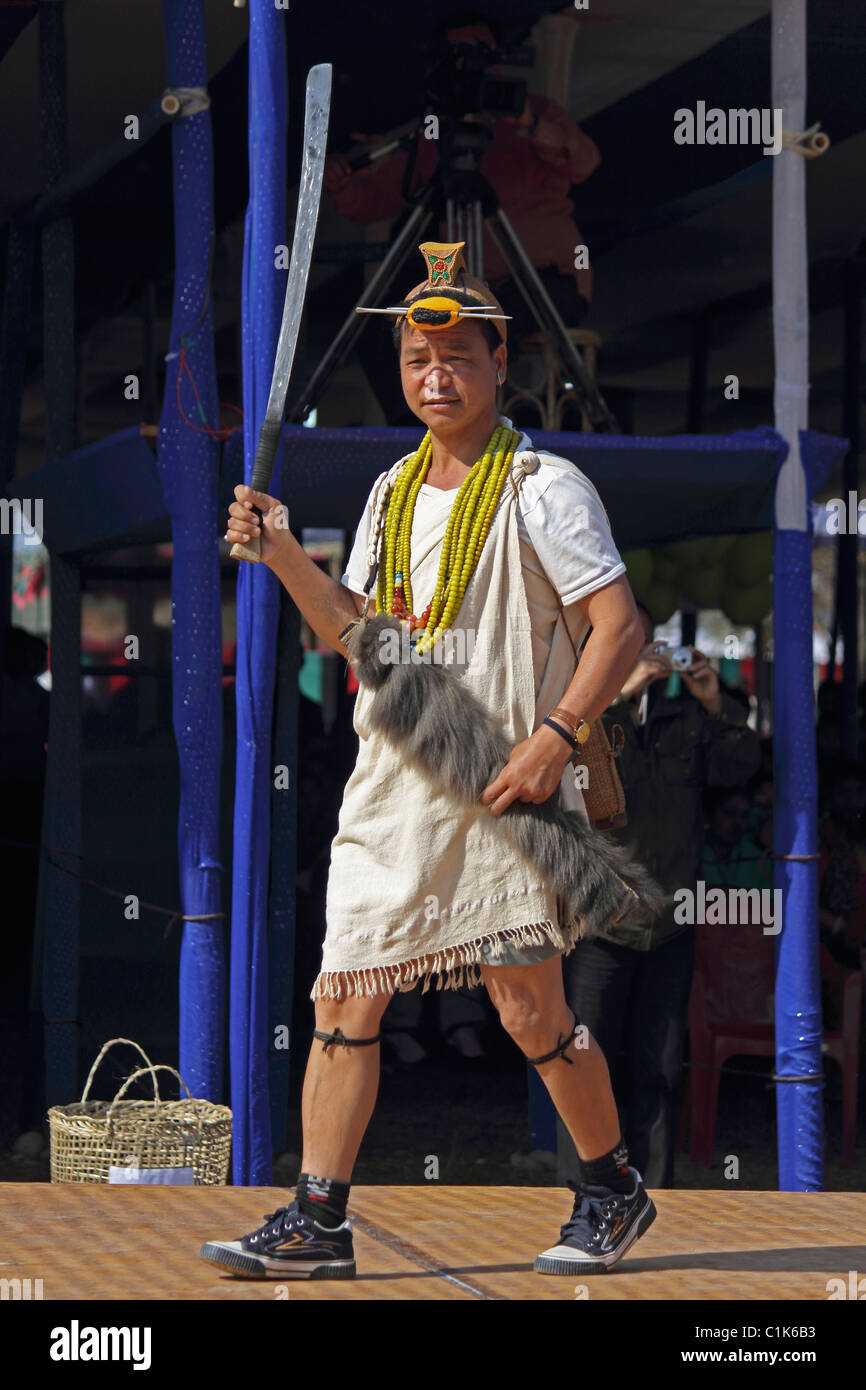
[{"x1": 424, "y1": 41, "x2": 534, "y2": 123}]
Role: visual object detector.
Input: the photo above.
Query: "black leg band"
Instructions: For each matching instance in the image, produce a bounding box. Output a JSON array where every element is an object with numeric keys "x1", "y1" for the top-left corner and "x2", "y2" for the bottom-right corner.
[
  {"x1": 526, "y1": 1012, "x2": 581, "y2": 1067},
  {"x1": 313, "y1": 1026, "x2": 382, "y2": 1054}
]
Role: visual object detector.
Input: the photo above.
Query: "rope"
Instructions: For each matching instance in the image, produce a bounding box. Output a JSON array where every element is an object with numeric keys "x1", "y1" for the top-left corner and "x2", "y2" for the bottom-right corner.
[
  {"x1": 769, "y1": 1073, "x2": 825, "y2": 1084},
  {"x1": 780, "y1": 122, "x2": 830, "y2": 158},
  {"x1": 160, "y1": 205, "x2": 242, "y2": 440},
  {"x1": 161, "y1": 86, "x2": 211, "y2": 117},
  {"x1": 174, "y1": 344, "x2": 243, "y2": 440},
  {"x1": 14, "y1": 838, "x2": 227, "y2": 940},
  {"x1": 684, "y1": 1060, "x2": 826, "y2": 1085}
]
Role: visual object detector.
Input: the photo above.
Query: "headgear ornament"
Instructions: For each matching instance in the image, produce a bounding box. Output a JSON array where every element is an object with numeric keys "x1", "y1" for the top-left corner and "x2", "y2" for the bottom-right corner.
[{"x1": 355, "y1": 240, "x2": 510, "y2": 342}]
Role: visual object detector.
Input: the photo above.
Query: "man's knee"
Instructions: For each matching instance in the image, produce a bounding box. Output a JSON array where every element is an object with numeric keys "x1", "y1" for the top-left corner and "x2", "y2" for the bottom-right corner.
[
  {"x1": 492, "y1": 988, "x2": 547, "y2": 1042},
  {"x1": 313, "y1": 991, "x2": 391, "y2": 1053},
  {"x1": 491, "y1": 989, "x2": 577, "y2": 1052}
]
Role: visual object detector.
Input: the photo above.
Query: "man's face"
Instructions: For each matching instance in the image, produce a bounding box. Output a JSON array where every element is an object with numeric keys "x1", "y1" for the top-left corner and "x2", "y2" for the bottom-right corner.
[{"x1": 399, "y1": 319, "x2": 506, "y2": 435}]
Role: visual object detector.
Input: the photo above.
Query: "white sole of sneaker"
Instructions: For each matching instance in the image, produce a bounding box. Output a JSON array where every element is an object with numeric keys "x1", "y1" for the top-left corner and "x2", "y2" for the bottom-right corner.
[
  {"x1": 533, "y1": 1198, "x2": 657, "y2": 1276},
  {"x1": 199, "y1": 1241, "x2": 356, "y2": 1280}
]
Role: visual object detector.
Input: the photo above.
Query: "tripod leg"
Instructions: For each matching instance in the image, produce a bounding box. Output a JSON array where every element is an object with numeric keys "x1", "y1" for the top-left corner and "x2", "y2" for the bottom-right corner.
[
  {"x1": 486, "y1": 208, "x2": 619, "y2": 433},
  {"x1": 288, "y1": 194, "x2": 435, "y2": 422}
]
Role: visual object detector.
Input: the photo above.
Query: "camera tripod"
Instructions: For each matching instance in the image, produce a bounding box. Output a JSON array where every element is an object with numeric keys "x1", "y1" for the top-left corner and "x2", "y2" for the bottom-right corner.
[{"x1": 288, "y1": 118, "x2": 619, "y2": 433}]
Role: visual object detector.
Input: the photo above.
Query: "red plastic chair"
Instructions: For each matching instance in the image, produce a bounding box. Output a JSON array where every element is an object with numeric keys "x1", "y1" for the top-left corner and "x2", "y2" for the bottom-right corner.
[{"x1": 686, "y1": 894, "x2": 862, "y2": 1167}]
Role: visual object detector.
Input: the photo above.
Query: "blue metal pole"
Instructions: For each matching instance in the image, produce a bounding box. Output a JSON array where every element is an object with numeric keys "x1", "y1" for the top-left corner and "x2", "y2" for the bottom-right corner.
[
  {"x1": 771, "y1": 0, "x2": 823, "y2": 1191},
  {"x1": 229, "y1": 0, "x2": 288, "y2": 1184},
  {"x1": 158, "y1": 0, "x2": 225, "y2": 1101}
]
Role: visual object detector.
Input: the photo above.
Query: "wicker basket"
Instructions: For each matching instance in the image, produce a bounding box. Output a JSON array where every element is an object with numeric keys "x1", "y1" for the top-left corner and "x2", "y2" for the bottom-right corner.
[{"x1": 48, "y1": 1038, "x2": 232, "y2": 1185}]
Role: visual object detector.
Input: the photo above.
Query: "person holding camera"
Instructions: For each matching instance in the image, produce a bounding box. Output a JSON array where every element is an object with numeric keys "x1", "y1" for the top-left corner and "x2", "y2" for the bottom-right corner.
[{"x1": 556, "y1": 603, "x2": 761, "y2": 1189}]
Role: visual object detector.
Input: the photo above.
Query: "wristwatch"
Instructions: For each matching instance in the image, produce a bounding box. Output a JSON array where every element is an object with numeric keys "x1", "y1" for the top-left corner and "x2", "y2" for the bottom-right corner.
[
  {"x1": 552, "y1": 707, "x2": 591, "y2": 743},
  {"x1": 544, "y1": 707, "x2": 591, "y2": 757}
]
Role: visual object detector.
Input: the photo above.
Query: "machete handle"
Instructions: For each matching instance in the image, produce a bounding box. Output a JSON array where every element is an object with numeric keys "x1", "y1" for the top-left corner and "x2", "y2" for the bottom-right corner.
[
  {"x1": 230, "y1": 516, "x2": 263, "y2": 564},
  {"x1": 230, "y1": 420, "x2": 282, "y2": 564}
]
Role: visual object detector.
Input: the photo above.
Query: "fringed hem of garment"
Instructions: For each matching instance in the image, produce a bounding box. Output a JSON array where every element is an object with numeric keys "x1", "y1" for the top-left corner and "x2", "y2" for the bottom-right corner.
[{"x1": 311, "y1": 915, "x2": 584, "y2": 1001}]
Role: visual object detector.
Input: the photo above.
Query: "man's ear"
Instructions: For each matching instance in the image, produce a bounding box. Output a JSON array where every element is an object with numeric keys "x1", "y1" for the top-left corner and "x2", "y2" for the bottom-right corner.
[{"x1": 494, "y1": 343, "x2": 507, "y2": 383}]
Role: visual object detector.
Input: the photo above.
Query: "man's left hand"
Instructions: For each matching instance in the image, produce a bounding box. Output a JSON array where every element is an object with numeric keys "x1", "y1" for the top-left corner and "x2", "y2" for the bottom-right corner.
[
  {"x1": 481, "y1": 726, "x2": 572, "y2": 816},
  {"x1": 680, "y1": 649, "x2": 721, "y2": 714}
]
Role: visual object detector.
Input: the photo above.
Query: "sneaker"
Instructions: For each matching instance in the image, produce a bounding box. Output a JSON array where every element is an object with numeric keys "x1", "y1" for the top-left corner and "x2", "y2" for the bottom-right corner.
[
  {"x1": 534, "y1": 1168, "x2": 656, "y2": 1275},
  {"x1": 199, "y1": 1200, "x2": 356, "y2": 1280}
]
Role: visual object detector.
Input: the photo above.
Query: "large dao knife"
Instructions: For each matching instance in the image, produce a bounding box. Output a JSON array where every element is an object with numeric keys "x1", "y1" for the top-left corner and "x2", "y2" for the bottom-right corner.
[{"x1": 231, "y1": 62, "x2": 332, "y2": 563}]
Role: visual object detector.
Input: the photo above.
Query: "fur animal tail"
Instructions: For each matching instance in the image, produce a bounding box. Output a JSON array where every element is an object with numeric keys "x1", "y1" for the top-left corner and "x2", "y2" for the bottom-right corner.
[{"x1": 345, "y1": 614, "x2": 668, "y2": 936}]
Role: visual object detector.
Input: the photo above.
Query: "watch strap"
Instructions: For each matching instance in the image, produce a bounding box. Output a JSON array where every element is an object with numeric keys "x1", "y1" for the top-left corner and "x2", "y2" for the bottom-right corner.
[
  {"x1": 543, "y1": 716, "x2": 577, "y2": 752},
  {"x1": 549, "y1": 707, "x2": 590, "y2": 744}
]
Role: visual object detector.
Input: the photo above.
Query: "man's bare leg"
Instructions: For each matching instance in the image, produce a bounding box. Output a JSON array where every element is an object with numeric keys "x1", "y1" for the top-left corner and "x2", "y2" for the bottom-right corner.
[
  {"x1": 481, "y1": 954, "x2": 620, "y2": 1160},
  {"x1": 198, "y1": 989, "x2": 392, "y2": 1279},
  {"x1": 300, "y1": 992, "x2": 393, "y2": 1182},
  {"x1": 482, "y1": 953, "x2": 657, "y2": 1273}
]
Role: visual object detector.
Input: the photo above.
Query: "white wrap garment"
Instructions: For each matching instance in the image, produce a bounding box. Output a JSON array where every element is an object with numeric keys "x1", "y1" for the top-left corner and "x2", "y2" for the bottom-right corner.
[{"x1": 312, "y1": 424, "x2": 626, "y2": 999}]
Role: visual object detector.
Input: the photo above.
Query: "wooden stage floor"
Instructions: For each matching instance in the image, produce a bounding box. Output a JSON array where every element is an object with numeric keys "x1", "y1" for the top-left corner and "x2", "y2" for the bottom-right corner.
[{"x1": 1, "y1": 1184, "x2": 863, "y2": 1301}]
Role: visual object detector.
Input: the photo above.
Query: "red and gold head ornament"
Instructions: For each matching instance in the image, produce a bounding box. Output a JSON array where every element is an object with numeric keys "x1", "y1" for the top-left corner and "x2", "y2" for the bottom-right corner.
[{"x1": 355, "y1": 241, "x2": 510, "y2": 342}]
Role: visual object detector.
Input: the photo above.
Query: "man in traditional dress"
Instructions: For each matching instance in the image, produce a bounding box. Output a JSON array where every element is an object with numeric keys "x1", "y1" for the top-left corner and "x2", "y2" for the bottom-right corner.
[{"x1": 203, "y1": 242, "x2": 659, "y2": 1281}]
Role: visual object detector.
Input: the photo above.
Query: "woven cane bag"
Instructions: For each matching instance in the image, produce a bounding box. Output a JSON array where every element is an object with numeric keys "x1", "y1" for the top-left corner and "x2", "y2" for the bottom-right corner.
[
  {"x1": 560, "y1": 608, "x2": 628, "y2": 829},
  {"x1": 573, "y1": 717, "x2": 627, "y2": 828},
  {"x1": 48, "y1": 1038, "x2": 232, "y2": 1185}
]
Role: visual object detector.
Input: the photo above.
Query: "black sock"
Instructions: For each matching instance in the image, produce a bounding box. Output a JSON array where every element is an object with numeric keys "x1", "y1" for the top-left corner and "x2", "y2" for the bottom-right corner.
[
  {"x1": 580, "y1": 1138, "x2": 633, "y2": 1193},
  {"x1": 296, "y1": 1172, "x2": 351, "y2": 1228}
]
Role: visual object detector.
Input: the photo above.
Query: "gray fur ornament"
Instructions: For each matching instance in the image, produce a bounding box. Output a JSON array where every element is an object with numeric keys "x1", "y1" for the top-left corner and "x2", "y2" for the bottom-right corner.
[{"x1": 344, "y1": 612, "x2": 668, "y2": 937}]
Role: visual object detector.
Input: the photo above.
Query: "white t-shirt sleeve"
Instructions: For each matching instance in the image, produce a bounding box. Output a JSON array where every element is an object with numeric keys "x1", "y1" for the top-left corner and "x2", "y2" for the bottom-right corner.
[
  {"x1": 341, "y1": 472, "x2": 385, "y2": 596},
  {"x1": 517, "y1": 458, "x2": 626, "y2": 606}
]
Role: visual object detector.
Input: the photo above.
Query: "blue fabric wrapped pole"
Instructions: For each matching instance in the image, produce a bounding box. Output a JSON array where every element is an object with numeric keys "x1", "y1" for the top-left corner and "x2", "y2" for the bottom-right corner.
[
  {"x1": 771, "y1": 0, "x2": 822, "y2": 1191},
  {"x1": 158, "y1": 0, "x2": 225, "y2": 1101},
  {"x1": 772, "y1": 522, "x2": 823, "y2": 1189},
  {"x1": 773, "y1": 430, "x2": 847, "y2": 1190},
  {"x1": 268, "y1": 592, "x2": 299, "y2": 1153},
  {"x1": 230, "y1": 0, "x2": 288, "y2": 1184}
]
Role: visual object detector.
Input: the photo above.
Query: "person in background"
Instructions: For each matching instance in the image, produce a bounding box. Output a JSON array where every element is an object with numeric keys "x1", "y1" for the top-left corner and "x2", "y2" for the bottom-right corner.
[
  {"x1": 556, "y1": 602, "x2": 761, "y2": 1190},
  {"x1": 816, "y1": 679, "x2": 843, "y2": 768},
  {"x1": 819, "y1": 759, "x2": 866, "y2": 853},
  {"x1": 818, "y1": 760, "x2": 866, "y2": 976},
  {"x1": 323, "y1": 9, "x2": 600, "y2": 423},
  {"x1": 701, "y1": 785, "x2": 770, "y2": 895},
  {"x1": 745, "y1": 761, "x2": 774, "y2": 851}
]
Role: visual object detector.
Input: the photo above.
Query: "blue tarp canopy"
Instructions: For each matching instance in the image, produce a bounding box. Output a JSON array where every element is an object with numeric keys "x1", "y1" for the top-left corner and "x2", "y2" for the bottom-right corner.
[{"x1": 15, "y1": 422, "x2": 843, "y2": 557}]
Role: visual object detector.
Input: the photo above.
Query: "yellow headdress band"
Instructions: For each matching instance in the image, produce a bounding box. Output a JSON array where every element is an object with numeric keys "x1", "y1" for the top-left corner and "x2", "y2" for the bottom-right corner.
[{"x1": 355, "y1": 241, "x2": 510, "y2": 342}]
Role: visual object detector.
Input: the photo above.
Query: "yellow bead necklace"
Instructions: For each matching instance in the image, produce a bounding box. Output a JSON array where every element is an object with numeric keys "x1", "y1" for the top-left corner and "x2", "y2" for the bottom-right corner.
[{"x1": 376, "y1": 423, "x2": 519, "y2": 655}]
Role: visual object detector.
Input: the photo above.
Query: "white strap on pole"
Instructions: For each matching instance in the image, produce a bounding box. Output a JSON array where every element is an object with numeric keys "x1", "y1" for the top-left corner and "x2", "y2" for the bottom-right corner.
[
  {"x1": 781, "y1": 122, "x2": 830, "y2": 158},
  {"x1": 160, "y1": 86, "x2": 211, "y2": 118},
  {"x1": 772, "y1": 0, "x2": 810, "y2": 532}
]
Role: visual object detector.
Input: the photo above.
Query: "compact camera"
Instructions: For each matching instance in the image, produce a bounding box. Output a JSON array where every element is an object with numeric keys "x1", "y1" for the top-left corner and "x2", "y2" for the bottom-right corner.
[
  {"x1": 670, "y1": 646, "x2": 695, "y2": 671},
  {"x1": 652, "y1": 642, "x2": 694, "y2": 672}
]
